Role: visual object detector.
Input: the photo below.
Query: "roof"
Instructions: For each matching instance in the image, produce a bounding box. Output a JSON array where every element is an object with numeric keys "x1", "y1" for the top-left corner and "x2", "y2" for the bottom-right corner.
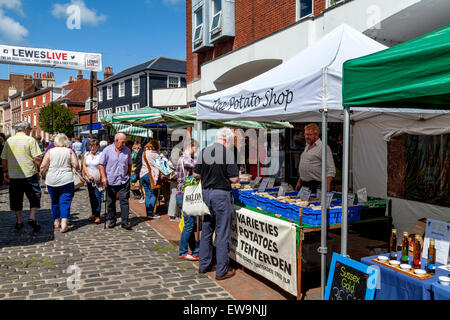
[
  {"x1": 10, "y1": 91, "x2": 22, "y2": 100},
  {"x1": 96, "y1": 57, "x2": 186, "y2": 86},
  {"x1": 58, "y1": 79, "x2": 95, "y2": 105},
  {"x1": 22, "y1": 87, "x2": 51, "y2": 100}
]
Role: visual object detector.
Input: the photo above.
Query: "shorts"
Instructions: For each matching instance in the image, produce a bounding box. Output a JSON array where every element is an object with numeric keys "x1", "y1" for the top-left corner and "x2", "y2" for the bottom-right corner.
[{"x1": 9, "y1": 174, "x2": 41, "y2": 211}]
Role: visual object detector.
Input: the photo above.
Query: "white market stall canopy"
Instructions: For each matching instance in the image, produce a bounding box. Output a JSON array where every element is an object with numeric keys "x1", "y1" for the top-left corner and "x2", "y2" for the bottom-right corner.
[{"x1": 196, "y1": 24, "x2": 387, "y2": 122}]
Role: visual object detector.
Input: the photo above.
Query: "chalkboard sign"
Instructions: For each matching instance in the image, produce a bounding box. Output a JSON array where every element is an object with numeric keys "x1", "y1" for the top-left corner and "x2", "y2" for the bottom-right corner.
[{"x1": 325, "y1": 253, "x2": 378, "y2": 300}]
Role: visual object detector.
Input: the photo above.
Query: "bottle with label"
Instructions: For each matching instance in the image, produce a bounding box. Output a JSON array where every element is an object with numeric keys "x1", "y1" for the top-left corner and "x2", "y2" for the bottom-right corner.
[
  {"x1": 427, "y1": 238, "x2": 436, "y2": 275},
  {"x1": 401, "y1": 232, "x2": 409, "y2": 264},
  {"x1": 389, "y1": 229, "x2": 398, "y2": 260},
  {"x1": 413, "y1": 235, "x2": 422, "y2": 269}
]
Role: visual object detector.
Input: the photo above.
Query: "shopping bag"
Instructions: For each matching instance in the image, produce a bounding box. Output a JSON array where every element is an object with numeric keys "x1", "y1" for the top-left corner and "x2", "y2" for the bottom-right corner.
[
  {"x1": 182, "y1": 181, "x2": 210, "y2": 217},
  {"x1": 152, "y1": 153, "x2": 174, "y2": 176},
  {"x1": 72, "y1": 169, "x2": 84, "y2": 189},
  {"x1": 178, "y1": 216, "x2": 184, "y2": 232}
]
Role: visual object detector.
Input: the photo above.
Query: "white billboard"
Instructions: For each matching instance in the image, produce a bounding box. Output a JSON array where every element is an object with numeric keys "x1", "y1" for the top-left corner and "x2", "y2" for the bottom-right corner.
[{"x1": 0, "y1": 44, "x2": 102, "y2": 72}]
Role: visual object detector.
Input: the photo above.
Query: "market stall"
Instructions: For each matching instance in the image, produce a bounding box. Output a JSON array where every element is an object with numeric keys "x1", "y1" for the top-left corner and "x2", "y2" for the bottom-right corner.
[
  {"x1": 342, "y1": 24, "x2": 450, "y2": 300},
  {"x1": 196, "y1": 24, "x2": 388, "y2": 298}
]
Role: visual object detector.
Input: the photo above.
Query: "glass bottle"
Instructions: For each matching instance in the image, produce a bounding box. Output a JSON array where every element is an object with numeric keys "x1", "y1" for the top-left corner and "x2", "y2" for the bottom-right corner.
[
  {"x1": 400, "y1": 232, "x2": 409, "y2": 264},
  {"x1": 413, "y1": 235, "x2": 422, "y2": 269},
  {"x1": 389, "y1": 229, "x2": 398, "y2": 260},
  {"x1": 427, "y1": 238, "x2": 436, "y2": 275}
]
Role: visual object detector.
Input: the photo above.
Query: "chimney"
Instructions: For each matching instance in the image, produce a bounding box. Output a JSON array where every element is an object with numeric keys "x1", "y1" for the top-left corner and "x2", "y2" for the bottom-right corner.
[
  {"x1": 104, "y1": 67, "x2": 114, "y2": 80},
  {"x1": 77, "y1": 70, "x2": 83, "y2": 80},
  {"x1": 69, "y1": 76, "x2": 74, "y2": 83}
]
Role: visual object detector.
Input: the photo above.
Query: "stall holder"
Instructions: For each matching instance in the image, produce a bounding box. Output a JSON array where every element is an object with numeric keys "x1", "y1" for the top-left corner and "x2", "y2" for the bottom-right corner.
[{"x1": 361, "y1": 253, "x2": 449, "y2": 300}]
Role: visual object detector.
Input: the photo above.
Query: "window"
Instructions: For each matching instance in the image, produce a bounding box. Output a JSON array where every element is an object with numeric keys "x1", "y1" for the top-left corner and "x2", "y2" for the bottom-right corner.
[
  {"x1": 131, "y1": 103, "x2": 140, "y2": 110},
  {"x1": 387, "y1": 134, "x2": 450, "y2": 207},
  {"x1": 193, "y1": 8, "x2": 203, "y2": 43},
  {"x1": 298, "y1": 0, "x2": 313, "y2": 19},
  {"x1": 328, "y1": 0, "x2": 343, "y2": 7},
  {"x1": 25, "y1": 100, "x2": 28, "y2": 108},
  {"x1": 119, "y1": 81, "x2": 125, "y2": 97},
  {"x1": 28, "y1": 115, "x2": 31, "y2": 124},
  {"x1": 43, "y1": 95, "x2": 46, "y2": 104},
  {"x1": 33, "y1": 98, "x2": 36, "y2": 106},
  {"x1": 98, "y1": 87, "x2": 103, "y2": 102},
  {"x1": 168, "y1": 76, "x2": 180, "y2": 88},
  {"x1": 116, "y1": 105, "x2": 129, "y2": 113},
  {"x1": 168, "y1": 106, "x2": 180, "y2": 112},
  {"x1": 33, "y1": 114, "x2": 36, "y2": 127},
  {"x1": 107, "y1": 85, "x2": 112, "y2": 100},
  {"x1": 132, "y1": 77, "x2": 140, "y2": 96},
  {"x1": 98, "y1": 110, "x2": 104, "y2": 120},
  {"x1": 104, "y1": 108, "x2": 113, "y2": 115},
  {"x1": 210, "y1": 0, "x2": 222, "y2": 33}
]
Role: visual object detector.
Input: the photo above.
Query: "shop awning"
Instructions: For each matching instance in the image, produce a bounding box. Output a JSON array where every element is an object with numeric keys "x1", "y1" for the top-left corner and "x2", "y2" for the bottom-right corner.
[
  {"x1": 343, "y1": 24, "x2": 450, "y2": 110},
  {"x1": 101, "y1": 107, "x2": 167, "y2": 124},
  {"x1": 110, "y1": 123, "x2": 153, "y2": 138}
]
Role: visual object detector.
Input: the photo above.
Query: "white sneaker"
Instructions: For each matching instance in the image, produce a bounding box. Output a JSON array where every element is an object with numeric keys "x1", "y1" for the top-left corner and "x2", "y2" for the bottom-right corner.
[
  {"x1": 169, "y1": 217, "x2": 181, "y2": 222},
  {"x1": 147, "y1": 214, "x2": 160, "y2": 219},
  {"x1": 138, "y1": 198, "x2": 145, "y2": 203}
]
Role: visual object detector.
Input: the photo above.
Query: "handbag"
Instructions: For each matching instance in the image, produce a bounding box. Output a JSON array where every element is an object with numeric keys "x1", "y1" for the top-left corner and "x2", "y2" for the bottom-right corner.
[
  {"x1": 72, "y1": 168, "x2": 84, "y2": 189},
  {"x1": 143, "y1": 151, "x2": 161, "y2": 190},
  {"x1": 182, "y1": 179, "x2": 210, "y2": 217}
]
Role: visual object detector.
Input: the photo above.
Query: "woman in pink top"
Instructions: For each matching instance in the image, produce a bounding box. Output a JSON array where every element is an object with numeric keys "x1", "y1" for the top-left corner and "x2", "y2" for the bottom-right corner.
[{"x1": 139, "y1": 139, "x2": 161, "y2": 219}]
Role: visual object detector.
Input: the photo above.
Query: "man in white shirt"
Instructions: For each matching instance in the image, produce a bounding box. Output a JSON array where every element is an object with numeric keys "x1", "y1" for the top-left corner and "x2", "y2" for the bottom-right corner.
[{"x1": 296, "y1": 123, "x2": 336, "y2": 192}]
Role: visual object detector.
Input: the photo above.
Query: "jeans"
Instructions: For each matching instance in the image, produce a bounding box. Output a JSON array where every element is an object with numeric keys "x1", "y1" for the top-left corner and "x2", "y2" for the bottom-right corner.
[
  {"x1": 106, "y1": 179, "x2": 130, "y2": 225},
  {"x1": 140, "y1": 173, "x2": 157, "y2": 216},
  {"x1": 199, "y1": 189, "x2": 234, "y2": 277},
  {"x1": 47, "y1": 182, "x2": 74, "y2": 219},
  {"x1": 176, "y1": 194, "x2": 199, "y2": 256},
  {"x1": 87, "y1": 182, "x2": 102, "y2": 217}
]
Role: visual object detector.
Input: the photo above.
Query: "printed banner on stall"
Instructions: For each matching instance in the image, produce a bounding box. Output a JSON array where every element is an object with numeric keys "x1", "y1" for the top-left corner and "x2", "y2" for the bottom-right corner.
[
  {"x1": 0, "y1": 44, "x2": 102, "y2": 72},
  {"x1": 230, "y1": 206, "x2": 297, "y2": 296}
]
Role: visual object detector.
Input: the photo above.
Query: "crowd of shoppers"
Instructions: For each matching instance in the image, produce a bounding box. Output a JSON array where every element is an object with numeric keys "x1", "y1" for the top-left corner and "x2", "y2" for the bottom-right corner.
[{"x1": 1, "y1": 122, "x2": 241, "y2": 281}]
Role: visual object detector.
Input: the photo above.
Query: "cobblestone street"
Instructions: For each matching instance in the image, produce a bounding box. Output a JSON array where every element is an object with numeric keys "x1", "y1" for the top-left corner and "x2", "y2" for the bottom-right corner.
[{"x1": 0, "y1": 184, "x2": 234, "y2": 300}]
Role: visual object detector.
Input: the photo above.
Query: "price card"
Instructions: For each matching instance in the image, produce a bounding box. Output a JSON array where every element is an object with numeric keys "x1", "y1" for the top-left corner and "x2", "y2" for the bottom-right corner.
[
  {"x1": 326, "y1": 192, "x2": 334, "y2": 208},
  {"x1": 266, "y1": 177, "x2": 275, "y2": 189},
  {"x1": 250, "y1": 176, "x2": 261, "y2": 188},
  {"x1": 357, "y1": 187, "x2": 368, "y2": 203},
  {"x1": 277, "y1": 182, "x2": 289, "y2": 197},
  {"x1": 421, "y1": 219, "x2": 450, "y2": 265},
  {"x1": 258, "y1": 178, "x2": 270, "y2": 192},
  {"x1": 297, "y1": 187, "x2": 311, "y2": 201},
  {"x1": 347, "y1": 193, "x2": 355, "y2": 206}
]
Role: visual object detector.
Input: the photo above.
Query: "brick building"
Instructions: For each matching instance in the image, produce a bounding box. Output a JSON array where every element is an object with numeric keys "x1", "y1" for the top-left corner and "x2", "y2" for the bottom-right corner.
[
  {"x1": 186, "y1": 0, "x2": 449, "y2": 103},
  {"x1": 0, "y1": 73, "x2": 33, "y2": 102}
]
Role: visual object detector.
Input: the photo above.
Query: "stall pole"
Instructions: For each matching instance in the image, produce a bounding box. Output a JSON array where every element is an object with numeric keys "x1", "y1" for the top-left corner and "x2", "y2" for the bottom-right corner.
[
  {"x1": 341, "y1": 107, "x2": 350, "y2": 257},
  {"x1": 297, "y1": 208, "x2": 304, "y2": 300},
  {"x1": 319, "y1": 109, "x2": 328, "y2": 300},
  {"x1": 195, "y1": 121, "x2": 203, "y2": 243}
]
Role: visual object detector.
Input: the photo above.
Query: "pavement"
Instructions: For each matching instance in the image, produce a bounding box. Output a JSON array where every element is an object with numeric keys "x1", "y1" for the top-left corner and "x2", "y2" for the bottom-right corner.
[
  {"x1": 0, "y1": 184, "x2": 233, "y2": 300},
  {"x1": 0, "y1": 183, "x2": 388, "y2": 300}
]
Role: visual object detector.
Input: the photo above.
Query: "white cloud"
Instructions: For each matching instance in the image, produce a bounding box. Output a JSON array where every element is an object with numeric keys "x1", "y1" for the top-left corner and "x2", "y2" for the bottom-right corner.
[
  {"x1": 0, "y1": 0, "x2": 28, "y2": 44},
  {"x1": 52, "y1": 0, "x2": 106, "y2": 26}
]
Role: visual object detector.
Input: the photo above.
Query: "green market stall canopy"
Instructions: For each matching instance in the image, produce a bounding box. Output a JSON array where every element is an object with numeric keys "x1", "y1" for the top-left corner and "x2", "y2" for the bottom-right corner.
[{"x1": 343, "y1": 24, "x2": 450, "y2": 110}]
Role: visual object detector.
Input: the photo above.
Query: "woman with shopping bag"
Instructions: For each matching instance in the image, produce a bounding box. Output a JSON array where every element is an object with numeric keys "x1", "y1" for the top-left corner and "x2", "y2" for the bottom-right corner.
[
  {"x1": 83, "y1": 139, "x2": 104, "y2": 224},
  {"x1": 175, "y1": 139, "x2": 200, "y2": 261},
  {"x1": 140, "y1": 139, "x2": 162, "y2": 219}
]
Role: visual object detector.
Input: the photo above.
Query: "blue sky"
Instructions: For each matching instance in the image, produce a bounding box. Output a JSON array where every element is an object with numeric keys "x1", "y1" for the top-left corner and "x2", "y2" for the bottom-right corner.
[{"x1": 0, "y1": 0, "x2": 186, "y2": 86}]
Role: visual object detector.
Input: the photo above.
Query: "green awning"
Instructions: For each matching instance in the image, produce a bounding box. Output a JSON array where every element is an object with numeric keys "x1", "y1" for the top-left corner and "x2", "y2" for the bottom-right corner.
[
  {"x1": 101, "y1": 107, "x2": 167, "y2": 124},
  {"x1": 110, "y1": 123, "x2": 153, "y2": 138},
  {"x1": 343, "y1": 24, "x2": 450, "y2": 110},
  {"x1": 136, "y1": 107, "x2": 293, "y2": 129}
]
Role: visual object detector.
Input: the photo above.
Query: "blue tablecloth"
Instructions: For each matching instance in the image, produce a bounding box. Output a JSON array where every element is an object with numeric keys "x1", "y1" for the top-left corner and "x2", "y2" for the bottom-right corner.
[
  {"x1": 432, "y1": 282, "x2": 450, "y2": 300},
  {"x1": 361, "y1": 252, "x2": 447, "y2": 300}
]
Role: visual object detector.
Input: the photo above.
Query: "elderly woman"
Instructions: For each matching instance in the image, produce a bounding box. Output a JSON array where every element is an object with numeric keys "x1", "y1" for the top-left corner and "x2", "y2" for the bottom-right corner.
[
  {"x1": 40, "y1": 133, "x2": 80, "y2": 233},
  {"x1": 140, "y1": 139, "x2": 161, "y2": 219},
  {"x1": 83, "y1": 138, "x2": 103, "y2": 224}
]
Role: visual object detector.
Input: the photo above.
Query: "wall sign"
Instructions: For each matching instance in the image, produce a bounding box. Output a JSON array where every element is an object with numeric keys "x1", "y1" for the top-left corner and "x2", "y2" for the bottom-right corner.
[{"x1": 325, "y1": 253, "x2": 379, "y2": 300}]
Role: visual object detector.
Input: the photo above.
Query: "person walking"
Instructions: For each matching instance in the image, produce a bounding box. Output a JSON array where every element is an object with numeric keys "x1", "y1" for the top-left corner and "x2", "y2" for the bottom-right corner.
[
  {"x1": 176, "y1": 139, "x2": 199, "y2": 260},
  {"x1": 134, "y1": 139, "x2": 149, "y2": 203},
  {"x1": 1, "y1": 122, "x2": 43, "y2": 231},
  {"x1": 82, "y1": 138, "x2": 103, "y2": 224},
  {"x1": 98, "y1": 133, "x2": 133, "y2": 230},
  {"x1": 72, "y1": 137, "x2": 82, "y2": 163},
  {"x1": 139, "y1": 139, "x2": 161, "y2": 219},
  {"x1": 194, "y1": 128, "x2": 239, "y2": 280},
  {"x1": 40, "y1": 133, "x2": 80, "y2": 233},
  {"x1": 295, "y1": 123, "x2": 336, "y2": 192}
]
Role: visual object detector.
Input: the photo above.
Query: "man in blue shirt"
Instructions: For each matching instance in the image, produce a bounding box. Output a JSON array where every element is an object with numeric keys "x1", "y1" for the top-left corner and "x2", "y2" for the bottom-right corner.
[{"x1": 81, "y1": 135, "x2": 91, "y2": 154}]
